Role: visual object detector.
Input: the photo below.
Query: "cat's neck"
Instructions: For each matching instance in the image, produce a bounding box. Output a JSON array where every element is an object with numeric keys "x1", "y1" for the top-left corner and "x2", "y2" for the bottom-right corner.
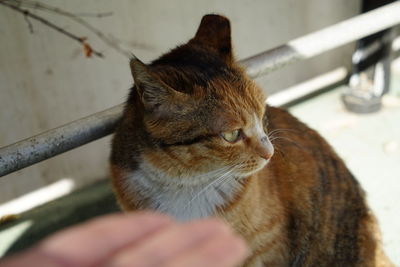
[{"x1": 124, "y1": 159, "x2": 243, "y2": 221}]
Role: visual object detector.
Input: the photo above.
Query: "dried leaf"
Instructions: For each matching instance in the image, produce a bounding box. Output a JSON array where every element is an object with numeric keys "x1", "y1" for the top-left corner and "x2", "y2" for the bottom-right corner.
[{"x1": 83, "y1": 42, "x2": 93, "y2": 58}]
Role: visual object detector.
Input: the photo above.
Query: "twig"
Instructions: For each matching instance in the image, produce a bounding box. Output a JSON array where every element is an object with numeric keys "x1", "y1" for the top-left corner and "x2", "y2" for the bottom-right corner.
[
  {"x1": 11, "y1": 0, "x2": 113, "y2": 18},
  {"x1": 74, "y1": 11, "x2": 113, "y2": 18},
  {"x1": 23, "y1": 12, "x2": 34, "y2": 33},
  {"x1": 0, "y1": 1, "x2": 103, "y2": 58},
  {"x1": 9, "y1": 0, "x2": 131, "y2": 57}
]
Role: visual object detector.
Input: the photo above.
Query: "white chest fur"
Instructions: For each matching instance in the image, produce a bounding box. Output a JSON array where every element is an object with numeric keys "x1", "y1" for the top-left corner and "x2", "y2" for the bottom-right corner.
[{"x1": 124, "y1": 162, "x2": 242, "y2": 221}]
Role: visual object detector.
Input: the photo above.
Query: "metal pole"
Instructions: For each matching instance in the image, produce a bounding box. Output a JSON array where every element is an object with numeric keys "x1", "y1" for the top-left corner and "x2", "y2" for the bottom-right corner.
[
  {"x1": 242, "y1": 1, "x2": 400, "y2": 77},
  {"x1": 1, "y1": 2, "x2": 400, "y2": 177},
  {"x1": 0, "y1": 105, "x2": 124, "y2": 177}
]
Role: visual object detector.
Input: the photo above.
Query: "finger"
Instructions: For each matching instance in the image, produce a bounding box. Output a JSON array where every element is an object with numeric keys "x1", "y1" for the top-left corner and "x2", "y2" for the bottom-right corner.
[
  {"x1": 38, "y1": 212, "x2": 173, "y2": 266},
  {"x1": 164, "y1": 230, "x2": 249, "y2": 267},
  {"x1": 105, "y1": 219, "x2": 232, "y2": 267},
  {"x1": 0, "y1": 248, "x2": 60, "y2": 267}
]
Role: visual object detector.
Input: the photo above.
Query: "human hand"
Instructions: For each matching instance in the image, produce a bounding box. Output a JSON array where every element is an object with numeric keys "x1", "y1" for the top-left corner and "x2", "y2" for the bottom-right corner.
[{"x1": 0, "y1": 212, "x2": 248, "y2": 267}]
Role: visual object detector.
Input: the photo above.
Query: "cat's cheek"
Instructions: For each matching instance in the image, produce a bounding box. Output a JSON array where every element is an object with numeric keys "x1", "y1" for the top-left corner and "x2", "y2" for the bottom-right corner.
[
  {"x1": 208, "y1": 141, "x2": 239, "y2": 159},
  {"x1": 237, "y1": 157, "x2": 269, "y2": 177}
]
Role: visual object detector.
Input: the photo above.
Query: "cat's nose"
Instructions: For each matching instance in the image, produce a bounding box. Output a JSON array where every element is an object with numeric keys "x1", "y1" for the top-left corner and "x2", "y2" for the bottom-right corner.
[{"x1": 256, "y1": 136, "x2": 274, "y2": 160}]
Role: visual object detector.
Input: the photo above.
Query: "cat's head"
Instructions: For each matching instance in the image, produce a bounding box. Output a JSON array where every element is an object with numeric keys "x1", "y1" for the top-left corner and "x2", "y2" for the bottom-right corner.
[{"x1": 127, "y1": 14, "x2": 273, "y2": 182}]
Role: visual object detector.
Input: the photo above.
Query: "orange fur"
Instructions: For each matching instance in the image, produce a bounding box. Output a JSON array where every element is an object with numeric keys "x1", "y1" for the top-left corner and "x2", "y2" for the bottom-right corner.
[{"x1": 110, "y1": 14, "x2": 393, "y2": 266}]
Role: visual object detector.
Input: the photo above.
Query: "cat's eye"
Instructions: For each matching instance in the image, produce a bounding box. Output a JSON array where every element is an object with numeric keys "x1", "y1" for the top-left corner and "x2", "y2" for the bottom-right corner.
[{"x1": 221, "y1": 129, "x2": 241, "y2": 143}]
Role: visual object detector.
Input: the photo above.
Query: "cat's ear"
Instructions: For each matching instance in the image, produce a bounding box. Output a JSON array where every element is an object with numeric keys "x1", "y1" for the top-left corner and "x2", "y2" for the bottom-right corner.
[
  {"x1": 192, "y1": 14, "x2": 233, "y2": 63},
  {"x1": 130, "y1": 56, "x2": 186, "y2": 112}
]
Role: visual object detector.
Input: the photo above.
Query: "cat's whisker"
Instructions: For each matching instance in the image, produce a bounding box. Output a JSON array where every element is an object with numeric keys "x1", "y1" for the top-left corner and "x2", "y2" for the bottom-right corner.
[
  {"x1": 184, "y1": 166, "x2": 238, "y2": 211},
  {"x1": 268, "y1": 128, "x2": 298, "y2": 137},
  {"x1": 270, "y1": 135, "x2": 308, "y2": 152},
  {"x1": 187, "y1": 167, "x2": 236, "y2": 204},
  {"x1": 184, "y1": 163, "x2": 231, "y2": 178},
  {"x1": 190, "y1": 165, "x2": 232, "y2": 180},
  {"x1": 268, "y1": 132, "x2": 287, "y2": 140},
  {"x1": 269, "y1": 134, "x2": 282, "y2": 141},
  {"x1": 268, "y1": 132, "x2": 290, "y2": 140},
  {"x1": 270, "y1": 136, "x2": 295, "y2": 144},
  {"x1": 268, "y1": 129, "x2": 286, "y2": 136},
  {"x1": 270, "y1": 137, "x2": 292, "y2": 146},
  {"x1": 268, "y1": 128, "x2": 300, "y2": 141},
  {"x1": 268, "y1": 128, "x2": 299, "y2": 135}
]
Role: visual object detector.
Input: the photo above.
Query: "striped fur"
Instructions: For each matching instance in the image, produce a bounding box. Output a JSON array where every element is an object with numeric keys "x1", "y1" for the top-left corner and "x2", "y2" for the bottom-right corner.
[{"x1": 110, "y1": 14, "x2": 393, "y2": 266}]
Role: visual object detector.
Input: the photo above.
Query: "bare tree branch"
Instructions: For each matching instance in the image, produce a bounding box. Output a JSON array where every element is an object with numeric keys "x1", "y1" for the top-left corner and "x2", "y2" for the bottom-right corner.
[
  {"x1": 74, "y1": 11, "x2": 113, "y2": 18},
  {"x1": 0, "y1": 0, "x2": 104, "y2": 58},
  {"x1": 23, "y1": 11, "x2": 34, "y2": 33},
  {"x1": 8, "y1": 0, "x2": 131, "y2": 57}
]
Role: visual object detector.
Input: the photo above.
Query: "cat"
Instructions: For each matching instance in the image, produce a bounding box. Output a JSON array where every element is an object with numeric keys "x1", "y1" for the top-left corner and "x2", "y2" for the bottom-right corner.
[{"x1": 110, "y1": 14, "x2": 393, "y2": 266}]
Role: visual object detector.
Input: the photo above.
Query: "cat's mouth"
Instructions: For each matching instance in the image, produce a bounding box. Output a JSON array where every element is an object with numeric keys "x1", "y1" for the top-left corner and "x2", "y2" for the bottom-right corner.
[{"x1": 234, "y1": 158, "x2": 270, "y2": 178}]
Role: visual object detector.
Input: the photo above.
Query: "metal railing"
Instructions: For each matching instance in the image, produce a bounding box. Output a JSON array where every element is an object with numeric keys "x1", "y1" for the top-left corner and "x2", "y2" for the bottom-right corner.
[{"x1": 1, "y1": 1, "x2": 400, "y2": 177}]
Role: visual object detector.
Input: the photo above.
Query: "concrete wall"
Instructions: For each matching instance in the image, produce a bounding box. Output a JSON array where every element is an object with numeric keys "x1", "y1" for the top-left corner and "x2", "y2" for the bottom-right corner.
[{"x1": 0, "y1": 0, "x2": 360, "y2": 203}]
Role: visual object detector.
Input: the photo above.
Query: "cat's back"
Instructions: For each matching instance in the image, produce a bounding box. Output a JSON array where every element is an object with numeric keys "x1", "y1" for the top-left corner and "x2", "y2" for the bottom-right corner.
[{"x1": 261, "y1": 106, "x2": 391, "y2": 266}]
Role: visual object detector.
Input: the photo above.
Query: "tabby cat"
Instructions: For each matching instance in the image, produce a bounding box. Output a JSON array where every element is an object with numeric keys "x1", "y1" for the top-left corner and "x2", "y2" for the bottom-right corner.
[{"x1": 110, "y1": 14, "x2": 392, "y2": 266}]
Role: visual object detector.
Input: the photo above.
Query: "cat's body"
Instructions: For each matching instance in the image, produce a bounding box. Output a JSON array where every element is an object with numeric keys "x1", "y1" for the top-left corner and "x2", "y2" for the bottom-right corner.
[{"x1": 110, "y1": 15, "x2": 392, "y2": 266}]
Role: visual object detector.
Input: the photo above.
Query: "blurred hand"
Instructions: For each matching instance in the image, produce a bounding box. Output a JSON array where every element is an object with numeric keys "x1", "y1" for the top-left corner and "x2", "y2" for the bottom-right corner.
[{"x1": 0, "y1": 212, "x2": 248, "y2": 267}]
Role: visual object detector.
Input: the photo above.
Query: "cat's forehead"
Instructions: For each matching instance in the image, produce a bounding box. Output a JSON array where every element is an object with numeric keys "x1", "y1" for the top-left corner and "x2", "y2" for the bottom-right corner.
[
  {"x1": 212, "y1": 78, "x2": 265, "y2": 114},
  {"x1": 204, "y1": 79, "x2": 266, "y2": 133},
  {"x1": 151, "y1": 45, "x2": 237, "y2": 94}
]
